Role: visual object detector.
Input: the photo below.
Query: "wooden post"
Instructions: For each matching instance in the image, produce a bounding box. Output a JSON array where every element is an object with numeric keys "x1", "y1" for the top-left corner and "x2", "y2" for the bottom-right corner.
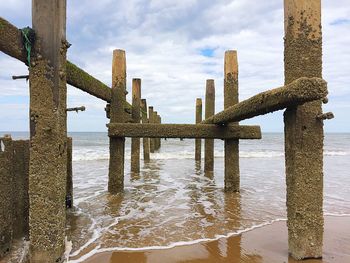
[
  {"x1": 141, "y1": 99, "x2": 150, "y2": 161},
  {"x1": 131, "y1": 79, "x2": 141, "y2": 172},
  {"x1": 205, "y1": 80, "x2": 215, "y2": 171},
  {"x1": 195, "y1": 98, "x2": 202, "y2": 161},
  {"x1": 148, "y1": 106, "x2": 155, "y2": 153},
  {"x1": 284, "y1": 0, "x2": 324, "y2": 259},
  {"x1": 66, "y1": 137, "x2": 73, "y2": 208},
  {"x1": 224, "y1": 51, "x2": 240, "y2": 192},
  {"x1": 108, "y1": 49, "x2": 126, "y2": 193},
  {"x1": 29, "y1": 1, "x2": 67, "y2": 261}
]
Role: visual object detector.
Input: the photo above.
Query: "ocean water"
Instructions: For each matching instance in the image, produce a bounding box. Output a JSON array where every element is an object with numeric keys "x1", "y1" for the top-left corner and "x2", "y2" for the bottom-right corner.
[{"x1": 1, "y1": 132, "x2": 350, "y2": 262}]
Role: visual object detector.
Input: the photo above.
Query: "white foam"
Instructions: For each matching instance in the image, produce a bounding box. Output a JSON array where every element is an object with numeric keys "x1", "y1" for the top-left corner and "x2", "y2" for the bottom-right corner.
[{"x1": 68, "y1": 218, "x2": 287, "y2": 263}]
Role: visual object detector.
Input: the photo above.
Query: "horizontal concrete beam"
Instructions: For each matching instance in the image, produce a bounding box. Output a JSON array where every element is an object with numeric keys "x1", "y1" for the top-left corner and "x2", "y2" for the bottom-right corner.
[
  {"x1": 202, "y1": 77, "x2": 327, "y2": 125},
  {"x1": 0, "y1": 16, "x2": 132, "y2": 111},
  {"x1": 108, "y1": 123, "x2": 261, "y2": 139}
]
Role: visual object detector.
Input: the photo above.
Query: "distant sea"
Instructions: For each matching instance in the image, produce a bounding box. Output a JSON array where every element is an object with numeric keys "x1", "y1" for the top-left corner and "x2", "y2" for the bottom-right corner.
[{"x1": 1, "y1": 132, "x2": 349, "y2": 262}]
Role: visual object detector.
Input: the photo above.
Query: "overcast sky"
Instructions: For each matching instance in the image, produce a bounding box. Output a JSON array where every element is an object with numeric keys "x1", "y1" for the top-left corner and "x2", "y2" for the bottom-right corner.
[{"x1": 0, "y1": 0, "x2": 349, "y2": 132}]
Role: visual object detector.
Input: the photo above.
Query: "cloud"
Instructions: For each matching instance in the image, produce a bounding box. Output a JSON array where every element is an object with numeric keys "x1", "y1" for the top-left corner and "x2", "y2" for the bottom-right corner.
[{"x1": 0, "y1": 0, "x2": 349, "y2": 132}]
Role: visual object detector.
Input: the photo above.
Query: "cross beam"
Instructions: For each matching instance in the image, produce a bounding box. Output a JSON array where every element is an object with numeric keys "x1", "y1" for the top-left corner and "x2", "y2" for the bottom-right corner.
[
  {"x1": 202, "y1": 77, "x2": 327, "y2": 125},
  {"x1": 108, "y1": 123, "x2": 261, "y2": 140},
  {"x1": 0, "y1": 17, "x2": 131, "y2": 108}
]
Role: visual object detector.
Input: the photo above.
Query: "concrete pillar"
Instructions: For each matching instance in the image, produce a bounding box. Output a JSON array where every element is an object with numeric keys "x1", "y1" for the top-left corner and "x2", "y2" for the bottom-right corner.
[
  {"x1": 12, "y1": 140, "x2": 30, "y2": 239},
  {"x1": 153, "y1": 111, "x2": 159, "y2": 150},
  {"x1": 29, "y1": 1, "x2": 68, "y2": 261},
  {"x1": 131, "y1": 79, "x2": 141, "y2": 172},
  {"x1": 141, "y1": 99, "x2": 150, "y2": 161},
  {"x1": 66, "y1": 137, "x2": 73, "y2": 208},
  {"x1": 108, "y1": 49, "x2": 127, "y2": 193},
  {"x1": 0, "y1": 136, "x2": 14, "y2": 258},
  {"x1": 148, "y1": 106, "x2": 155, "y2": 153},
  {"x1": 195, "y1": 98, "x2": 202, "y2": 161},
  {"x1": 284, "y1": 0, "x2": 324, "y2": 259},
  {"x1": 224, "y1": 51, "x2": 240, "y2": 192},
  {"x1": 156, "y1": 114, "x2": 161, "y2": 150},
  {"x1": 205, "y1": 80, "x2": 215, "y2": 171}
]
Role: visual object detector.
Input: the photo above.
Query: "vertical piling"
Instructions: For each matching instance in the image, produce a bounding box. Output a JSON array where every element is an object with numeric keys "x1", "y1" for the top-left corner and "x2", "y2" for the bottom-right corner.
[
  {"x1": 29, "y1": 1, "x2": 68, "y2": 261},
  {"x1": 224, "y1": 51, "x2": 240, "y2": 192},
  {"x1": 153, "y1": 111, "x2": 159, "y2": 150},
  {"x1": 284, "y1": 0, "x2": 324, "y2": 259},
  {"x1": 155, "y1": 114, "x2": 161, "y2": 150},
  {"x1": 195, "y1": 98, "x2": 202, "y2": 161},
  {"x1": 158, "y1": 115, "x2": 162, "y2": 149},
  {"x1": 141, "y1": 99, "x2": 150, "y2": 161},
  {"x1": 108, "y1": 49, "x2": 127, "y2": 194},
  {"x1": 148, "y1": 106, "x2": 155, "y2": 153},
  {"x1": 0, "y1": 136, "x2": 14, "y2": 258},
  {"x1": 12, "y1": 140, "x2": 30, "y2": 239},
  {"x1": 131, "y1": 79, "x2": 141, "y2": 172},
  {"x1": 66, "y1": 137, "x2": 73, "y2": 208},
  {"x1": 205, "y1": 80, "x2": 215, "y2": 171}
]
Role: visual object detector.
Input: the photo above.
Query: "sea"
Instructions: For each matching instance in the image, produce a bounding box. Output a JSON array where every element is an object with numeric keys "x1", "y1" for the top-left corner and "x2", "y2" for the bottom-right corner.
[{"x1": 1, "y1": 132, "x2": 350, "y2": 262}]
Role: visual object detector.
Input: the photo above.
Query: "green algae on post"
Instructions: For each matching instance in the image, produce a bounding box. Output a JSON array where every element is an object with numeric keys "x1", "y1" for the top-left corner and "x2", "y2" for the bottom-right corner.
[
  {"x1": 29, "y1": 1, "x2": 68, "y2": 261},
  {"x1": 284, "y1": 0, "x2": 324, "y2": 259}
]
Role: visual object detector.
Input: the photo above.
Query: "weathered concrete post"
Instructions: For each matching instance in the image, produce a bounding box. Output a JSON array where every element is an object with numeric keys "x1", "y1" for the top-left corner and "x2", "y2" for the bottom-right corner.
[
  {"x1": 141, "y1": 99, "x2": 150, "y2": 161},
  {"x1": 29, "y1": 1, "x2": 68, "y2": 262},
  {"x1": 108, "y1": 49, "x2": 127, "y2": 193},
  {"x1": 131, "y1": 78, "x2": 141, "y2": 172},
  {"x1": 156, "y1": 114, "x2": 161, "y2": 149},
  {"x1": 0, "y1": 136, "x2": 14, "y2": 258},
  {"x1": 66, "y1": 137, "x2": 73, "y2": 208},
  {"x1": 12, "y1": 140, "x2": 30, "y2": 239},
  {"x1": 205, "y1": 80, "x2": 215, "y2": 171},
  {"x1": 159, "y1": 115, "x2": 162, "y2": 149},
  {"x1": 284, "y1": 0, "x2": 324, "y2": 259},
  {"x1": 153, "y1": 111, "x2": 160, "y2": 150},
  {"x1": 195, "y1": 98, "x2": 202, "y2": 161},
  {"x1": 148, "y1": 106, "x2": 155, "y2": 153},
  {"x1": 224, "y1": 51, "x2": 240, "y2": 192}
]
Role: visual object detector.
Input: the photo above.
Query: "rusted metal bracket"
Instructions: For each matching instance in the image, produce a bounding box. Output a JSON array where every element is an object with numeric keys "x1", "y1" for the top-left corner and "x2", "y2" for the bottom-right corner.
[
  {"x1": 317, "y1": 112, "x2": 334, "y2": 120},
  {"x1": 12, "y1": 75, "x2": 29, "y2": 80},
  {"x1": 66, "y1": 106, "x2": 86, "y2": 113}
]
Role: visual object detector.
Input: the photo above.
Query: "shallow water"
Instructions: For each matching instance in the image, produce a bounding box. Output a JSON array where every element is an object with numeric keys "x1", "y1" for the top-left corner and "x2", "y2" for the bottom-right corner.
[
  {"x1": 64, "y1": 133, "x2": 350, "y2": 262},
  {"x1": 1, "y1": 132, "x2": 349, "y2": 262}
]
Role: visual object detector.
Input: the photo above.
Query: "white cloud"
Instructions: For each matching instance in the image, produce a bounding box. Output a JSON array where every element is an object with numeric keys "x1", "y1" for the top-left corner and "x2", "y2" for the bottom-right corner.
[{"x1": 0, "y1": 0, "x2": 349, "y2": 132}]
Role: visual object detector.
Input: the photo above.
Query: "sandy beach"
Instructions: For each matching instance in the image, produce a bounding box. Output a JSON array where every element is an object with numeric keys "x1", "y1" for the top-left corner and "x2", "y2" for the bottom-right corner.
[{"x1": 82, "y1": 215, "x2": 350, "y2": 263}]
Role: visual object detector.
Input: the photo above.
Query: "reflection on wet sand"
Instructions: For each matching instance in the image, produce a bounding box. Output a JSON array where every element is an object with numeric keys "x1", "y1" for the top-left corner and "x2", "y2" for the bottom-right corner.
[
  {"x1": 63, "y1": 157, "x2": 350, "y2": 263},
  {"x1": 83, "y1": 216, "x2": 350, "y2": 263}
]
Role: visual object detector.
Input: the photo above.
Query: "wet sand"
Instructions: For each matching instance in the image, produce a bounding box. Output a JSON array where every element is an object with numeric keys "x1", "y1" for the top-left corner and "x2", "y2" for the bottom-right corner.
[{"x1": 83, "y1": 216, "x2": 350, "y2": 263}]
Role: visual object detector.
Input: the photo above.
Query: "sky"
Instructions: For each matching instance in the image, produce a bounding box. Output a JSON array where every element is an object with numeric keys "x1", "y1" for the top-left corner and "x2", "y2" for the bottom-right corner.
[{"x1": 0, "y1": 0, "x2": 349, "y2": 132}]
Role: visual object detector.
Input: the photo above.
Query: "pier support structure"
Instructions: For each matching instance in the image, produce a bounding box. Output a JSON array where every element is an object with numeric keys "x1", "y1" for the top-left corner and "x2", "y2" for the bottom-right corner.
[
  {"x1": 284, "y1": 0, "x2": 324, "y2": 259},
  {"x1": 204, "y1": 80, "x2": 215, "y2": 171},
  {"x1": 148, "y1": 106, "x2": 155, "y2": 153},
  {"x1": 108, "y1": 49, "x2": 127, "y2": 193},
  {"x1": 141, "y1": 99, "x2": 150, "y2": 161},
  {"x1": 224, "y1": 51, "x2": 240, "y2": 192},
  {"x1": 131, "y1": 79, "x2": 141, "y2": 172},
  {"x1": 29, "y1": 1, "x2": 68, "y2": 261},
  {"x1": 66, "y1": 137, "x2": 73, "y2": 208},
  {"x1": 195, "y1": 98, "x2": 202, "y2": 161}
]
